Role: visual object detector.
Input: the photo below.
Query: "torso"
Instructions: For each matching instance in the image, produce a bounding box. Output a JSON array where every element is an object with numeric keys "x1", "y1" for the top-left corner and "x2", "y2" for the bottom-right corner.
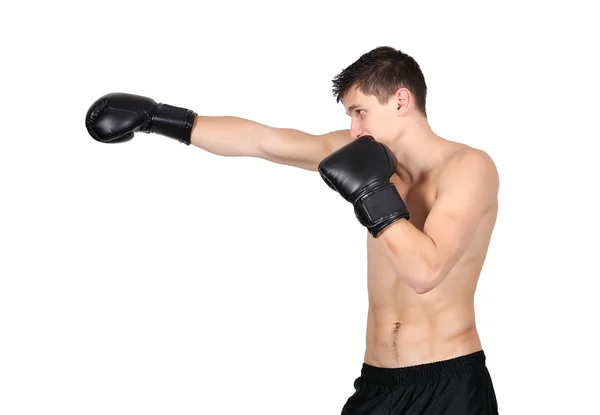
[{"x1": 364, "y1": 144, "x2": 498, "y2": 368}]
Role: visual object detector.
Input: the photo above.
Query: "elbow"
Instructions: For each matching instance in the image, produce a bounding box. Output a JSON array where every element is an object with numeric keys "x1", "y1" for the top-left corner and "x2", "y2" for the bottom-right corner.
[
  {"x1": 413, "y1": 284, "x2": 432, "y2": 295},
  {"x1": 412, "y1": 282, "x2": 436, "y2": 295},
  {"x1": 410, "y1": 255, "x2": 449, "y2": 294},
  {"x1": 410, "y1": 271, "x2": 443, "y2": 295}
]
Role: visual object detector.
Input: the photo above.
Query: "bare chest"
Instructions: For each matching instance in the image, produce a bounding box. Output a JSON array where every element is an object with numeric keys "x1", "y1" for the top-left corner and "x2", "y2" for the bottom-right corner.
[{"x1": 389, "y1": 174, "x2": 437, "y2": 231}]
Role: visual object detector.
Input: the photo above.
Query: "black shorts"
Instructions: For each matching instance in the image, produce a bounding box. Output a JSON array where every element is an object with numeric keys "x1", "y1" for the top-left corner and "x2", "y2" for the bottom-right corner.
[{"x1": 341, "y1": 350, "x2": 498, "y2": 415}]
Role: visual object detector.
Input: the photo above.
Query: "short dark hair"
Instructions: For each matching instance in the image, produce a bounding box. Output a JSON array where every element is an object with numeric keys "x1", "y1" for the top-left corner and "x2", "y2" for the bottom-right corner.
[{"x1": 332, "y1": 46, "x2": 428, "y2": 116}]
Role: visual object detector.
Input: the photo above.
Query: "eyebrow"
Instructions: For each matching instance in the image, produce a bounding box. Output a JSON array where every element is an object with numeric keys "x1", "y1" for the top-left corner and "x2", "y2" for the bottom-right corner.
[{"x1": 346, "y1": 104, "x2": 361, "y2": 115}]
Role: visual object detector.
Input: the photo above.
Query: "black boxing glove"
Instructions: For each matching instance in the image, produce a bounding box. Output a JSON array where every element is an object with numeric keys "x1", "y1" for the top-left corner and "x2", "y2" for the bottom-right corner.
[
  {"x1": 318, "y1": 136, "x2": 410, "y2": 237},
  {"x1": 85, "y1": 92, "x2": 197, "y2": 145}
]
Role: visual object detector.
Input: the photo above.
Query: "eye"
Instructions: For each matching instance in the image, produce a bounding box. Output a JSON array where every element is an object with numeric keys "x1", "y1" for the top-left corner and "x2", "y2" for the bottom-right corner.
[{"x1": 356, "y1": 109, "x2": 365, "y2": 116}]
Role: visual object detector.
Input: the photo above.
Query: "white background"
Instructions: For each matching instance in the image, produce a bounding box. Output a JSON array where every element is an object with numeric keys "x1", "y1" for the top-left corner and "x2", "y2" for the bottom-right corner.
[{"x1": 1, "y1": 0, "x2": 598, "y2": 414}]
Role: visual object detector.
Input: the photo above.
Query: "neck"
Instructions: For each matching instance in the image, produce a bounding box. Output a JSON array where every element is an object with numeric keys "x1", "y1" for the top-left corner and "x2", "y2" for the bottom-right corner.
[{"x1": 384, "y1": 117, "x2": 453, "y2": 185}]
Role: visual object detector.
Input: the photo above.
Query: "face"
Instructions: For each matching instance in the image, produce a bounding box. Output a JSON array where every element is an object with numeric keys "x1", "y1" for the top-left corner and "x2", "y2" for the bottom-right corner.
[{"x1": 343, "y1": 86, "x2": 405, "y2": 142}]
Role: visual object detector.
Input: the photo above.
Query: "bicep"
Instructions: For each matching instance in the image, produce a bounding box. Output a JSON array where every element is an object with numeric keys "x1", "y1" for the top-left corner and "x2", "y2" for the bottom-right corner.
[
  {"x1": 423, "y1": 200, "x2": 482, "y2": 264},
  {"x1": 260, "y1": 128, "x2": 351, "y2": 171},
  {"x1": 423, "y1": 150, "x2": 499, "y2": 269},
  {"x1": 323, "y1": 129, "x2": 353, "y2": 154}
]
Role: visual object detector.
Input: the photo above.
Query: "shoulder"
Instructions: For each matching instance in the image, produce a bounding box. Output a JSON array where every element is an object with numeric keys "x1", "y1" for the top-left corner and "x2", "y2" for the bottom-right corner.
[
  {"x1": 437, "y1": 146, "x2": 499, "y2": 199},
  {"x1": 443, "y1": 146, "x2": 498, "y2": 181}
]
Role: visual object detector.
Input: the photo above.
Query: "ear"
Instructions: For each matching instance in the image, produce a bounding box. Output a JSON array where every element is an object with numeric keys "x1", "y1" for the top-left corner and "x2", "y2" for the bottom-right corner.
[{"x1": 394, "y1": 88, "x2": 410, "y2": 114}]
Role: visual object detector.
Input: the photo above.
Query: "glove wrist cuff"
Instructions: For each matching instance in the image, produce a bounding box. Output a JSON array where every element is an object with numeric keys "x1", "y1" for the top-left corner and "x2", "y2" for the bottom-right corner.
[
  {"x1": 353, "y1": 182, "x2": 410, "y2": 238},
  {"x1": 151, "y1": 103, "x2": 197, "y2": 145}
]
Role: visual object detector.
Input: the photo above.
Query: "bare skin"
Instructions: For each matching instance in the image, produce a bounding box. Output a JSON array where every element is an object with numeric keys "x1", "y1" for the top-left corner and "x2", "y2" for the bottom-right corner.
[
  {"x1": 189, "y1": 86, "x2": 499, "y2": 369},
  {"x1": 365, "y1": 162, "x2": 497, "y2": 367}
]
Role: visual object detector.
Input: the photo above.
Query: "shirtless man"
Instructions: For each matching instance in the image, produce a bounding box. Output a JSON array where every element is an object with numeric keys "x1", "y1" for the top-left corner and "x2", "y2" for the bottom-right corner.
[{"x1": 85, "y1": 46, "x2": 500, "y2": 414}]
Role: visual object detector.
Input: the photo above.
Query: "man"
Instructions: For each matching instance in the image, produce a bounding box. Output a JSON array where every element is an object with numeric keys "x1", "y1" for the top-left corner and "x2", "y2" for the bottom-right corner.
[{"x1": 85, "y1": 46, "x2": 500, "y2": 414}]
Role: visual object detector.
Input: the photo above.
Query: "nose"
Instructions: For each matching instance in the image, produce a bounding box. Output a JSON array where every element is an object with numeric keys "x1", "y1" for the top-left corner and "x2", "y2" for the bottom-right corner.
[{"x1": 350, "y1": 120, "x2": 363, "y2": 139}]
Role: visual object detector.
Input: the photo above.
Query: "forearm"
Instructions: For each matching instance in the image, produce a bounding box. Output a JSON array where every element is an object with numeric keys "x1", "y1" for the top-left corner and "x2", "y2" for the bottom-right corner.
[
  {"x1": 189, "y1": 115, "x2": 271, "y2": 158},
  {"x1": 378, "y1": 220, "x2": 440, "y2": 294}
]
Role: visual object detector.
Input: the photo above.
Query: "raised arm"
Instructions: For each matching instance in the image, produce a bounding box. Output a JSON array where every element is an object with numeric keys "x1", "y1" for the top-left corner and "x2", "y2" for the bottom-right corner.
[{"x1": 85, "y1": 92, "x2": 352, "y2": 172}]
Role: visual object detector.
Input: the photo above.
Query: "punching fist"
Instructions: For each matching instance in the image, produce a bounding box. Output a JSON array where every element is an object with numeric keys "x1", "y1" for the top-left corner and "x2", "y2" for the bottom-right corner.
[
  {"x1": 85, "y1": 92, "x2": 197, "y2": 145},
  {"x1": 318, "y1": 136, "x2": 410, "y2": 237}
]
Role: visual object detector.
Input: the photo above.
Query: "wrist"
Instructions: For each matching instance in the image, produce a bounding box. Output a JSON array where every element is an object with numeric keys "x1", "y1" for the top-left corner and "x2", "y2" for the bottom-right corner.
[
  {"x1": 353, "y1": 181, "x2": 410, "y2": 237},
  {"x1": 151, "y1": 103, "x2": 197, "y2": 145}
]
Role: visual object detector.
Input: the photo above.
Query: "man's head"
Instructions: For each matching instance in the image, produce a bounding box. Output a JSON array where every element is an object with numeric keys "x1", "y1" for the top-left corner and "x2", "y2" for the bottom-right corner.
[{"x1": 332, "y1": 46, "x2": 428, "y2": 141}]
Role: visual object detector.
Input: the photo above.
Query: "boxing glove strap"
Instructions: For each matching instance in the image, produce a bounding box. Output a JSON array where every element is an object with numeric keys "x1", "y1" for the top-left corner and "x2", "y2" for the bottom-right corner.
[
  {"x1": 353, "y1": 181, "x2": 410, "y2": 238},
  {"x1": 151, "y1": 103, "x2": 197, "y2": 145}
]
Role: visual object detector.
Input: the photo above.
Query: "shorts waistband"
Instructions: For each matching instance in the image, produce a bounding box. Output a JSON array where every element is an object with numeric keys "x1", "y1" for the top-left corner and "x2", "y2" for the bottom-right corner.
[{"x1": 360, "y1": 350, "x2": 486, "y2": 386}]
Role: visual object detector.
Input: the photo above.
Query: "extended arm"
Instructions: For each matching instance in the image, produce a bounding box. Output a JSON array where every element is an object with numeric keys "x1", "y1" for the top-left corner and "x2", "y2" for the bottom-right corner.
[
  {"x1": 190, "y1": 115, "x2": 351, "y2": 171},
  {"x1": 85, "y1": 92, "x2": 352, "y2": 171}
]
